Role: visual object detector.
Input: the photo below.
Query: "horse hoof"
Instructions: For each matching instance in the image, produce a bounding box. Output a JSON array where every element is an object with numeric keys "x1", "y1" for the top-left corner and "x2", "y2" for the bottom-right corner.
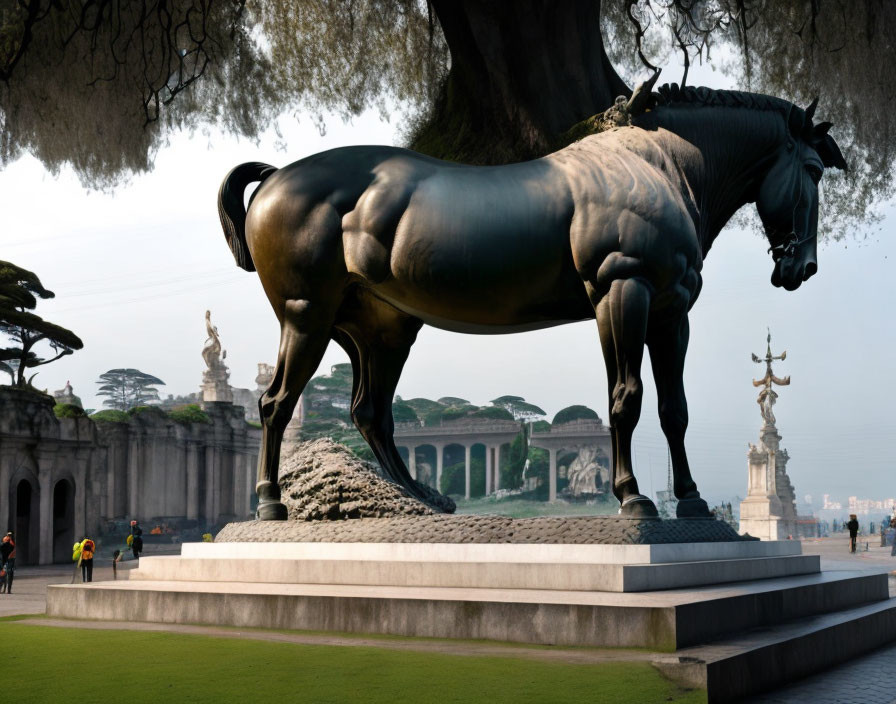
[
  {"x1": 676, "y1": 497, "x2": 712, "y2": 518},
  {"x1": 256, "y1": 501, "x2": 288, "y2": 521},
  {"x1": 619, "y1": 495, "x2": 659, "y2": 518}
]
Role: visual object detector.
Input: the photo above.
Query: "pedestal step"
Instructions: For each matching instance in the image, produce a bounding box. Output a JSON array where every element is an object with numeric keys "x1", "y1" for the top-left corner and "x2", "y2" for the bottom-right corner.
[
  {"x1": 46, "y1": 570, "x2": 888, "y2": 651},
  {"x1": 128, "y1": 553, "x2": 820, "y2": 592},
  {"x1": 179, "y1": 539, "x2": 802, "y2": 564},
  {"x1": 654, "y1": 597, "x2": 896, "y2": 702}
]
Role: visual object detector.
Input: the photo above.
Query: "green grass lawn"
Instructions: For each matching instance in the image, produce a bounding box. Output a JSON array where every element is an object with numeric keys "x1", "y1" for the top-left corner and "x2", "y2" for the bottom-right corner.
[
  {"x1": 1, "y1": 621, "x2": 703, "y2": 704},
  {"x1": 454, "y1": 495, "x2": 618, "y2": 518}
]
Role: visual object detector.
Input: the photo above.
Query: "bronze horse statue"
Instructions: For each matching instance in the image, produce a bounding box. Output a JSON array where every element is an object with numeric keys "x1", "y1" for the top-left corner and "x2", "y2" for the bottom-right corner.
[{"x1": 219, "y1": 75, "x2": 846, "y2": 520}]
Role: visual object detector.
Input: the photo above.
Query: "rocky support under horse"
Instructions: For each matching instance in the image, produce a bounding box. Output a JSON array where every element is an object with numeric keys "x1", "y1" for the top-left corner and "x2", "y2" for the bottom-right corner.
[{"x1": 219, "y1": 79, "x2": 845, "y2": 520}]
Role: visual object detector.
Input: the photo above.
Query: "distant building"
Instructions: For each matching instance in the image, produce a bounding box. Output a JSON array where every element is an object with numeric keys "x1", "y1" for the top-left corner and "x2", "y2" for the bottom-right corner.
[{"x1": 52, "y1": 381, "x2": 82, "y2": 408}]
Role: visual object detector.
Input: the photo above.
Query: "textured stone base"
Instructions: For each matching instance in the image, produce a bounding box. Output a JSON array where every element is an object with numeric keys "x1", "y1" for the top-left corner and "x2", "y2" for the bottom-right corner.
[{"x1": 215, "y1": 515, "x2": 753, "y2": 545}]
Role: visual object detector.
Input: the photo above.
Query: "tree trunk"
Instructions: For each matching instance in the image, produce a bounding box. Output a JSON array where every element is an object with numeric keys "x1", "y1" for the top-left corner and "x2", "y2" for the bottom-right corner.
[
  {"x1": 412, "y1": 0, "x2": 630, "y2": 164},
  {"x1": 16, "y1": 333, "x2": 32, "y2": 387}
]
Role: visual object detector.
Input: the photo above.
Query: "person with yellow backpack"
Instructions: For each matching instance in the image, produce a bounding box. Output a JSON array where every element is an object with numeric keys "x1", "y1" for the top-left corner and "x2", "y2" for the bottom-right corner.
[{"x1": 74, "y1": 536, "x2": 96, "y2": 583}]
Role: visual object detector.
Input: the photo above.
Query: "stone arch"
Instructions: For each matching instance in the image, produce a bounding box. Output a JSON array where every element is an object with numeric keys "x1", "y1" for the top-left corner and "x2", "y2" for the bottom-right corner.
[
  {"x1": 10, "y1": 464, "x2": 39, "y2": 566},
  {"x1": 52, "y1": 476, "x2": 76, "y2": 564},
  {"x1": 440, "y1": 443, "x2": 468, "y2": 496},
  {"x1": 413, "y1": 444, "x2": 438, "y2": 490}
]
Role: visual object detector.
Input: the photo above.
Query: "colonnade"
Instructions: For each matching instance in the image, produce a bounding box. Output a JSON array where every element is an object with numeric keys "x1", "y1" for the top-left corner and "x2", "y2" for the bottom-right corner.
[{"x1": 394, "y1": 420, "x2": 521, "y2": 499}]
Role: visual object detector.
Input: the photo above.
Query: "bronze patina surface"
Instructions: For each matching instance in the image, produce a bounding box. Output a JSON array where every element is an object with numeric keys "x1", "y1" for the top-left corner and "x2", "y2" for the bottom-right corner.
[{"x1": 219, "y1": 75, "x2": 845, "y2": 521}]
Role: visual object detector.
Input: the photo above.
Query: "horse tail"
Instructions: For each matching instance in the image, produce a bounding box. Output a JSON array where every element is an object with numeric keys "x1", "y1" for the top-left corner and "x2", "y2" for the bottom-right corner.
[{"x1": 218, "y1": 162, "x2": 278, "y2": 272}]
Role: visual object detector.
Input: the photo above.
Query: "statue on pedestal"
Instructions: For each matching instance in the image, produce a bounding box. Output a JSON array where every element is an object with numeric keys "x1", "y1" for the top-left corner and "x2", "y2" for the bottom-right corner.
[
  {"x1": 751, "y1": 330, "x2": 790, "y2": 429},
  {"x1": 201, "y1": 310, "x2": 233, "y2": 404},
  {"x1": 740, "y1": 331, "x2": 817, "y2": 540}
]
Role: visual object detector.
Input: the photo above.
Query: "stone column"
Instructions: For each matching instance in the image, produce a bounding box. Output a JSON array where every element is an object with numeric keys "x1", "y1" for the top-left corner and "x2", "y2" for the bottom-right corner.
[
  {"x1": 549, "y1": 448, "x2": 558, "y2": 503},
  {"x1": 105, "y1": 449, "x2": 115, "y2": 519},
  {"x1": 485, "y1": 445, "x2": 493, "y2": 495},
  {"x1": 246, "y1": 453, "x2": 255, "y2": 517},
  {"x1": 464, "y1": 444, "x2": 471, "y2": 500},
  {"x1": 233, "y1": 452, "x2": 245, "y2": 520},
  {"x1": 408, "y1": 446, "x2": 417, "y2": 480},
  {"x1": 73, "y1": 451, "x2": 89, "y2": 539},
  {"x1": 186, "y1": 443, "x2": 199, "y2": 521},
  {"x1": 495, "y1": 444, "x2": 502, "y2": 492},
  {"x1": 127, "y1": 437, "x2": 140, "y2": 519},
  {"x1": 36, "y1": 458, "x2": 54, "y2": 565},
  {"x1": 205, "y1": 446, "x2": 217, "y2": 523},
  {"x1": 435, "y1": 444, "x2": 444, "y2": 492},
  {"x1": 0, "y1": 447, "x2": 15, "y2": 532}
]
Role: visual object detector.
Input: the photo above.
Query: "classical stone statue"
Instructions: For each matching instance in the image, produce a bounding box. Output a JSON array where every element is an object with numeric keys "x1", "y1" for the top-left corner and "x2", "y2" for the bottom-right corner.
[
  {"x1": 567, "y1": 446, "x2": 602, "y2": 496},
  {"x1": 218, "y1": 72, "x2": 846, "y2": 520},
  {"x1": 201, "y1": 310, "x2": 232, "y2": 403},
  {"x1": 202, "y1": 310, "x2": 225, "y2": 371},
  {"x1": 752, "y1": 331, "x2": 790, "y2": 428}
]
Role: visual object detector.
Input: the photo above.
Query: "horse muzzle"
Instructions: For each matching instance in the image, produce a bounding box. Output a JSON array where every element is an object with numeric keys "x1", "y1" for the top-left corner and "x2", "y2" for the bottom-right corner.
[{"x1": 771, "y1": 252, "x2": 818, "y2": 290}]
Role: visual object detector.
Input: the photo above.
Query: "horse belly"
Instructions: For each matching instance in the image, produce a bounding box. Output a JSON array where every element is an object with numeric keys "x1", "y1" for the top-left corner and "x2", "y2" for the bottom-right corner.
[{"x1": 375, "y1": 175, "x2": 590, "y2": 331}]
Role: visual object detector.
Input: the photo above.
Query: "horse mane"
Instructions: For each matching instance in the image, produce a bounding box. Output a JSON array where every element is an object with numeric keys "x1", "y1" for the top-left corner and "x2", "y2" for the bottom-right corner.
[
  {"x1": 562, "y1": 82, "x2": 846, "y2": 171},
  {"x1": 652, "y1": 84, "x2": 802, "y2": 124},
  {"x1": 651, "y1": 83, "x2": 846, "y2": 170},
  {"x1": 562, "y1": 84, "x2": 801, "y2": 144}
]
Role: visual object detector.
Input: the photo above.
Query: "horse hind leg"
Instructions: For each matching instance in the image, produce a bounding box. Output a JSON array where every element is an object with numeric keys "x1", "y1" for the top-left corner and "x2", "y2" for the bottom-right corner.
[
  {"x1": 334, "y1": 293, "x2": 456, "y2": 513},
  {"x1": 595, "y1": 278, "x2": 658, "y2": 517},
  {"x1": 257, "y1": 298, "x2": 335, "y2": 520},
  {"x1": 646, "y1": 314, "x2": 711, "y2": 518}
]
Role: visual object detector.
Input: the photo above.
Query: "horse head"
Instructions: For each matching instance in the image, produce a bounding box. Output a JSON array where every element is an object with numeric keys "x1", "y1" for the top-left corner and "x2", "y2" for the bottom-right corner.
[{"x1": 757, "y1": 99, "x2": 848, "y2": 291}]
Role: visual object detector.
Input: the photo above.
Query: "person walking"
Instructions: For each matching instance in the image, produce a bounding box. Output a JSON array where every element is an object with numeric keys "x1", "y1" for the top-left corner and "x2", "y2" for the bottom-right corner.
[
  {"x1": 0, "y1": 533, "x2": 16, "y2": 594},
  {"x1": 847, "y1": 514, "x2": 860, "y2": 553},
  {"x1": 129, "y1": 520, "x2": 143, "y2": 561},
  {"x1": 891, "y1": 518, "x2": 896, "y2": 557},
  {"x1": 79, "y1": 536, "x2": 96, "y2": 582}
]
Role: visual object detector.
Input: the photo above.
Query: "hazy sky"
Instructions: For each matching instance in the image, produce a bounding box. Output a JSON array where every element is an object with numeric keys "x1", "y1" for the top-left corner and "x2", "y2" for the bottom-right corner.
[{"x1": 2, "y1": 63, "x2": 893, "y2": 510}]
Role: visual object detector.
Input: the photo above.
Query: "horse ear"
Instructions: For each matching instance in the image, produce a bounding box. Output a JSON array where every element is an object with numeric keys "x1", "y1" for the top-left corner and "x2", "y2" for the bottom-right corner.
[
  {"x1": 626, "y1": 69, "x2": 661, "y2": 116},
  {"x1": 816, "y1": 133, "x2": 848, "y2": 171},
  {"x1": 813, "y1": 121, "x2": 832, "y2": 136},
  {"x1": 804, "y1": 97, "x2": 819, "y2": 122}
]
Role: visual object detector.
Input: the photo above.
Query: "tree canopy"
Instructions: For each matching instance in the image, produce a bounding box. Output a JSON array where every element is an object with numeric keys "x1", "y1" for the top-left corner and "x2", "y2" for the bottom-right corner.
[
  {"x1": 0, "y1": 260, "x2": 83, "y2": 388},
  {"x1": 96, "y1": 368, "x2": 165, "y2": 410},
  {"x1": 1, "y1": 1, "x2": 892, "y2": 229},
  {"x1": 552, "y1": 405, "x2": 601, "y2": 426},
  {"x1": 491, "y1": 395, "x2": 546, "y2": 421}
]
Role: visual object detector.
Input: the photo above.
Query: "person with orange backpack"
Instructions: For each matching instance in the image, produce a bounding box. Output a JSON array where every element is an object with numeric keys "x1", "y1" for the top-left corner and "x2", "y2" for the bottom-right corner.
[{"x1": 78, "y1": 536, "x2": 96, "y2": 582}]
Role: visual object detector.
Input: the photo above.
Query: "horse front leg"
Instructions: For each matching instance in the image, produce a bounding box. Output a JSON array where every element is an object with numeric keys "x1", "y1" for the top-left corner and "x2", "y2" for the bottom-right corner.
[
  {"x1": 257, "y1": 298, "x2": 334, "y2": 520},
  {"x1": 333, "y1": 292, "x2": 455, "y2": 513},
  {"x1": 646, "y1": 314, "x2": 712, "y2": 518},
  {"x1": 595, "y1": 278, "x2": 658, "y2": 517}
]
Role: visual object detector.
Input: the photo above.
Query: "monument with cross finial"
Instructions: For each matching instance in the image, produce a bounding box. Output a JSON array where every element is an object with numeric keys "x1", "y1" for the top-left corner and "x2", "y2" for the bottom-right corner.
[{"x1": 739, "y1": 331, "x2": 817, "y2": 540}]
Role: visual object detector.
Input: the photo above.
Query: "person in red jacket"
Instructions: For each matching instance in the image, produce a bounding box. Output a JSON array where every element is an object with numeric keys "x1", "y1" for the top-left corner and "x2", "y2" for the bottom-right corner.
[{"x1": 0, "y1": 533, "x2": 16, "y2": 593}]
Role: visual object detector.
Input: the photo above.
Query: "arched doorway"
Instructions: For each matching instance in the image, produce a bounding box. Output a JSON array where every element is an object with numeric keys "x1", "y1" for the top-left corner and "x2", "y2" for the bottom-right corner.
[
  {"x1": 470, "y1": 443, "x2": 487, "y2": 498},
  {"x1": 441, "y1": 444, "x2": 468, "y2": 496},
  {"x1": 15, "y1": 480, "x2": 34, "y2": 565},
  {"x1": 52, "y1": 478, "x2": 76, "y2": 564}
]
